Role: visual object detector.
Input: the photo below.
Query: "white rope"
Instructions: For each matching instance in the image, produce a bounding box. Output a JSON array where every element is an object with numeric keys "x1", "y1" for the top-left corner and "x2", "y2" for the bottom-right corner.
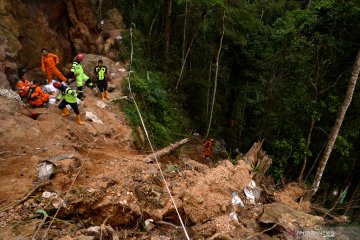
[{"x1": 126, "y1": 28, "x2": 191, "y2": 240}]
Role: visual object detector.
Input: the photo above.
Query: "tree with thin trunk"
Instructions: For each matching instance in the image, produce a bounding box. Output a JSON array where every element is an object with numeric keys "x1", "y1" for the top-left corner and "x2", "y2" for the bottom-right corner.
[
  {"x1": 181, "y1": 1, "x2": 188, "y2": 67},
  {"x1": 206, "y1": 11, "x2": 226, "y2": 138},
  {"x1": 175, "y1": 13, "x2": 207, "y2": 89},
  {"x1": 310, "y1": 50, "x2": 360, "y2": 197},
  {"x1": 164, "y1": 0, "x2": 172, "y2": 61},
  {"x1": 206, "y1": 60, "x2": 212, "y2": 117}
]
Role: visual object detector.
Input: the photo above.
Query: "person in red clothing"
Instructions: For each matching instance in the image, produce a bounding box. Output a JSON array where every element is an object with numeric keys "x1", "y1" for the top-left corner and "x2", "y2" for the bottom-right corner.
[
  {"x1": 203, "y1": 138, "x2": 214, "y2": 159},
  {"x1": 17, "y1": 70, "x2": 30, "y2": 99},
  {"x1": 27, "y1": 79, "x2": 49, "y2": 107},
  {"x1": 41, "y1": 48, "x2": 67, "y2": 83}
]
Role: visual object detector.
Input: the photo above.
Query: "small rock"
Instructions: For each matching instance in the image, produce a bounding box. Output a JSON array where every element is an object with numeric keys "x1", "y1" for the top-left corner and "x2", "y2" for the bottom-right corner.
[
  {"x1": 221, "y1": 205, "x2": 227, "y2": 212},
  {"x1": 195, "y1": 196, "x2": 204, "y2": 204}
]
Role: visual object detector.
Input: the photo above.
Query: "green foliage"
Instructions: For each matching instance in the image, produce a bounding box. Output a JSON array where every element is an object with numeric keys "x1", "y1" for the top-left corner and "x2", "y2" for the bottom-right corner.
[
  {"x1": 122, "y1": 70, "x2": 192, "y2": 147},
  {"x1": 117, "y1": 0, "x2": 360, "y2": 189}
]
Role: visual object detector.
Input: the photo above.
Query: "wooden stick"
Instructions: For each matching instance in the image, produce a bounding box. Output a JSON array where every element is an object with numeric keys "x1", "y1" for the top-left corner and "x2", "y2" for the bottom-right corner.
[
  {"x1": 0, "y1": 181, "x2": 50, "y2": 211},
  {"x1": 100, "y1": 216, "x2": 111, "y2": 240},
  {"x1": 32, "y1": 213, "x2": 48, "y2": 240},
  {"x1": 156, "y1": 220, "x2": 180, "y2": 229},
  {"x1": 144, "y1": 138, "x2": 190, "y2": 163}
]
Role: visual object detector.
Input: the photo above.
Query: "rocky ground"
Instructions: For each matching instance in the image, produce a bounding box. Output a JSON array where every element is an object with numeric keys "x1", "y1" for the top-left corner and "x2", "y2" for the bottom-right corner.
[{"x1": 0, "y1": 55, "x2": 330, "y2": 240}]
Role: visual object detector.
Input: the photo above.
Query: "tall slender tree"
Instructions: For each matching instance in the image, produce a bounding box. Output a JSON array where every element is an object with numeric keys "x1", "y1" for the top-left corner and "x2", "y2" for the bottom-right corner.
[
  {"x1": 311, "y1": 50, "x2": 360, "y2": 197},
  {"x1": 206, "y1": 10, "x2": 226, "y2": 138},
  {"x1": 164, "y1": 0, "x2": 172, "y2": 61}
]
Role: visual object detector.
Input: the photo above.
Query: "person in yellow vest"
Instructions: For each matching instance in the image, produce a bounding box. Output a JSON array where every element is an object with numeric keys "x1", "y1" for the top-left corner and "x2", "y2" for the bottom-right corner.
[
  {"x1": 71, "y1": 53, "x2": 94, "y2": 99},
  {"x1": 93, "y1": 59, "x2": 110, "y2": 100},
  {"x1": 53, "y1": 81, "x2": 84, "y2": 125}
]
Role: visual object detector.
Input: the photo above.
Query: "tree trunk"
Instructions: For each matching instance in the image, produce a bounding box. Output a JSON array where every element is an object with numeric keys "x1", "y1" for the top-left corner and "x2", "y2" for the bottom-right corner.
[
  {"x1": 149, "y1": 5, "x2": 161, "y2": 36},
  {"x1": 175, "y1": 14, "x2": 206, "y2": 89},
  {"x1": 298, "y1": 118, "x2": 315, "y2": 183},
  {"x1": 144, "y1": 138, "x2": 190, "y2": 163},
  {"x1": 164, "y1": 0, "x2": 172, "y2": 61},
  {"x1": 175, "y1": 28, "x2": 200, "y2": 89},
  {"x1": 304, "y1": 140, "x2": 326, "y2": 183},
  {"x1": 345, "y1": 180, "x2": 360, "y2": 215},
  {"x1": 181, "y1": 2, "x2": 188, "y2": 66},
  {"x1": 206, "y1": 11, "x2": 226, "y2": 138},
  {"x1": 206, "y1": 60, "x2": 212, "y2": 117},
  {"x1": 310, "y1": 50, "x2": 360, "y2": 197},
  {"x1": 238, "y1": 79, "x2": 248, "y2": 148}
]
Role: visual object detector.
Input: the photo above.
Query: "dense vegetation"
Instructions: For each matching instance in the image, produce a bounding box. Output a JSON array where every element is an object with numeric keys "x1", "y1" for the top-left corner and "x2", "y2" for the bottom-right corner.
[{"x1": 116, "y1": 0, "x2": 360, "y2": 213}]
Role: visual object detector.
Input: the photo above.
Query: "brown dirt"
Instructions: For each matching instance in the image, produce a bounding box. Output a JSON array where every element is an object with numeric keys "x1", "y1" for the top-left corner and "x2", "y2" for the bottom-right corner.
[
  {"x1": 274, "y1": 183, "x2": 311, "y2": 212},
  {"x1": 0, "y1": 57, "x2": 322, "y2": 239}
]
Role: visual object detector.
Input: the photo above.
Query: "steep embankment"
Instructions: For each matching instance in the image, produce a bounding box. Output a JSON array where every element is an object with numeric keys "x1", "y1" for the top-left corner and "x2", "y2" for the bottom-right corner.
[
  {"x1": 0, "y1": 58, "x2": 323, "y2": 239},
  {"x1": 0, "y1": 1, "x2": 328, "y2": 239}
]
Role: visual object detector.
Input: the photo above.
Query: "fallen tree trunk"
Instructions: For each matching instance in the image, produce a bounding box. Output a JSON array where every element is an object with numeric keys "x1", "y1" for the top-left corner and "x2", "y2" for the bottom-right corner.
[
  {"x1": 241, "y1": 140, "x2": 272, "y2": 183},
  {"x1": 145, "y1": 138, "x2": 190, "y2": 163},
  {"x1": 243, "y1": 140, "x2": 264, "y2": 165}
]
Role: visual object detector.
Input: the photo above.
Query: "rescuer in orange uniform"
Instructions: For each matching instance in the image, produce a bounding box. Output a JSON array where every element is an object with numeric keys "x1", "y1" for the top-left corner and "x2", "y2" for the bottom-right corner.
[
  {"x1": 203, "y1": 138, "x2": 214, "y2": 159},
  {"x1": 27, "y1": 79, "x2": 50, "y2": 107},
  {"x1": 41, "y1": 48, "x2": 67, "y2": 84},
  {"x1": 17, "y1": 70, "x2": 30, "y2": 99}
]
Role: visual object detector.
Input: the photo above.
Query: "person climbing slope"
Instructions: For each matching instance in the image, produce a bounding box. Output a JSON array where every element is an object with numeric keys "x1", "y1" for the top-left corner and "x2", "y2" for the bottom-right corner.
[
  {"x1": 53, "y1": 81, "x2": 84, "y2": 125},
  {"x1": 203, "y1": 138, "x2": 214, "y2": 159},
  {"x1": 41, "y1": 48, "x2": 67, "y2": 84},
  {"x1": 17, "y1": 69, "x2": 30, "y2": 99},
  {"x1": 27, "y1": 79, "x2": 50, "y2": 107},
  {"x1": 93, "y1": 59, "x2": 110, "y2": 100},
  {"x1": 71, "y1": 53, "x2": 94, "y2": 99}
]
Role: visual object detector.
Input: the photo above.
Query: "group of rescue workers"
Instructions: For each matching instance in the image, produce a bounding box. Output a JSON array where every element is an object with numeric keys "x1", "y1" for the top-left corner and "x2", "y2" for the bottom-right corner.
[
  {"x1": 17, "y1": 48, "x2": 111, "y2": 125},
  {"x1": 17, "y1": 48, "x2": 215, "y2": 158}
]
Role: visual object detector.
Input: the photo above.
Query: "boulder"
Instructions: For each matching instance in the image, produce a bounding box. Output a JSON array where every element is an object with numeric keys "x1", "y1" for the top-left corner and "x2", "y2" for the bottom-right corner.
[{"x1": 259, "y1": 203, "x2": 324, "y2": 231}]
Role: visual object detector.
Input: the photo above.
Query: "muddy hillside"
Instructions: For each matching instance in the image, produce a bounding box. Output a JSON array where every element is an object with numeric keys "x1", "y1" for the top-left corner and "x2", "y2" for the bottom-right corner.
[{"x1": 0, "y1": 1, "x2": 338, "y2": 239}]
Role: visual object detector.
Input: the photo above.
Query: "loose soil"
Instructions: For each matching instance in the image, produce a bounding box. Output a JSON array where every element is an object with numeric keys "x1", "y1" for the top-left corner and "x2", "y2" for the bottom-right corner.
[{"x1": 0, "y1": 56, "x2": 324, "y2": 240}]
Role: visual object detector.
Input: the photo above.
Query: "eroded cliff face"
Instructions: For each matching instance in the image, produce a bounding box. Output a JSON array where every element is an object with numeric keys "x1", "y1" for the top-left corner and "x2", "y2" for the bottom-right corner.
[{"x1": 0, "y1": 0, "x2": 125, "y2": 88}]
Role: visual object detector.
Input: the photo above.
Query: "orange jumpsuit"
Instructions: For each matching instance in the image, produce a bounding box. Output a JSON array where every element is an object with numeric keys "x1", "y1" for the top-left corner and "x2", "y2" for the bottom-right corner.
[
  {"x1": 17, "y1": 79, "x2": 30, "y2": 98},
  {"x1": 41, "y1": 53, "x2": 67, "y2": 83},
  {"x1": 27, "y1": 85, "x2": 50, "y2": 107},
  {"x1": 203, "y1": 140, "x2": 214, "y2": 158}
]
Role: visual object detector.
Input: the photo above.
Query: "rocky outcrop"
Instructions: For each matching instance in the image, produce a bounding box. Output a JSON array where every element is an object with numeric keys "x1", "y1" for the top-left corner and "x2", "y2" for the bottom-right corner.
[{"x1": 0, "y1": 0, "x2": 125, "y2": 89}]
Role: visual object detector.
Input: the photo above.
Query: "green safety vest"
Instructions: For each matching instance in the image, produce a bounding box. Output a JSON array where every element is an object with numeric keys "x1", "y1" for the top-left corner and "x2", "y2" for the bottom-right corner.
[
  {"x1": 71, "y1": 61, "x2": 89, "y2": 86},
  {"x1": 57, "y1": 87, "x2": 78, "y2": 103},
  {"x1": 94, "y1": 66, "x2": 107, "y2": 80}
]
